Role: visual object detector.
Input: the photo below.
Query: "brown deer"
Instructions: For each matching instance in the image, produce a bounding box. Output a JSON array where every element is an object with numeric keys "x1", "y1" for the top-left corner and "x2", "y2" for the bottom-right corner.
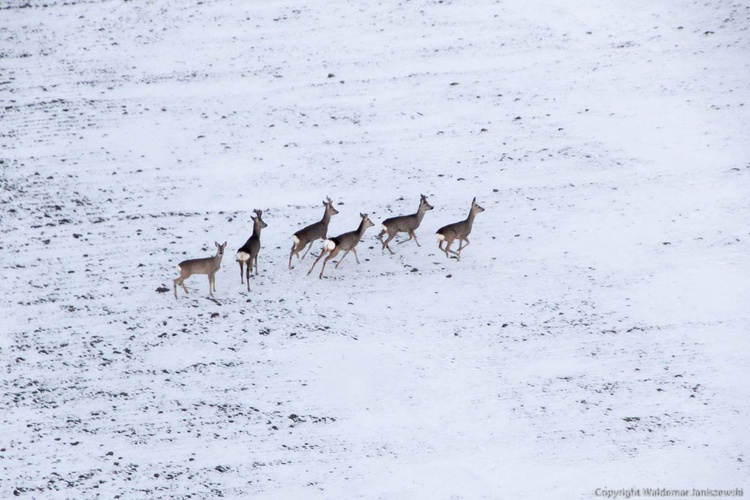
[
  {"x1": 308, "y1": 213, "x2": 374, "y2": 279},
  {"x1": 173, "y1": 241, "x2": 227, "y2": 299},
  {"x1": 435, "y1": 198, "x2": 485, "y2": 260},
  {"x1": 289, "y1": 197, "x2": 339, "y2": 269},
  {"x1": 236, "y1": 209, "x2": 267, "y2": 291},
  {"x1": 377, "y1": 194, "x2": 433, "y2": 254}
]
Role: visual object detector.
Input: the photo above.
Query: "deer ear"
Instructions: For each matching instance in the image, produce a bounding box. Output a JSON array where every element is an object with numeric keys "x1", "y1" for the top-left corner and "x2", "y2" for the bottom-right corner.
[
  {"x1": 472, "y1": 197, "x2": 477, "y2": 204},
  {"x1": 222, "y1": 241, "x2": 227, "y2": 247},
  {"x1": 215, "y1": 241, "x2": 220, "y2": 248}
]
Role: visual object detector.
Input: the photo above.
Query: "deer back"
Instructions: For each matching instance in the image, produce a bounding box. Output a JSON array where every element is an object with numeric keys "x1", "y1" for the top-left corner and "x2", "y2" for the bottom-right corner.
[
  {"x1": 294, "y1": 199, "x2": 337, "y2": 243},
  {"x1": 329, "y1": 230, "x2": 359, "y2": 251},
  {"x1": 437, "y1": 198, "x2": 483, "y2": 239},
  {"x1": 436, "y1": 220, "x2": 467, "y2": 239},
  {"x1": 383, "y1": 194, "x2": 433, "y2": 232},
  {"x1": 331, "y1": 213, "x2": 374, "y2": 250},
  {"x1": 294, "y1": 218, "x2": 326, "y2": 244},
  {"x1": 180, "y1": 242, "x2": 226, "y2": 275},
  {"x1": 383, "y1": 213, "x2": 417, "y2": 232}
]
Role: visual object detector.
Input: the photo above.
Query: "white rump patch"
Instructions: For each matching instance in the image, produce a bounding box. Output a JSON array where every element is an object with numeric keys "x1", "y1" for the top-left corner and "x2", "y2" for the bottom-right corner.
[
  {"x1": 176, "y1": 265, "x2": 181, "y2": 271},
  {"x1": 324, "y1": 239, "x2": 336, "y2": 251},
  {"x1": 381, "y1": 224, "x2": 388, "y2": 232},
  {"x1": 236, "y1": 251, "x2": 250, "y2": 262},
  {"x1": 435, "y1": 233, "x2": 445, "y2": 242},
  {"x1": 292, "y1": 235, "x2": 300, "y2": 245}
]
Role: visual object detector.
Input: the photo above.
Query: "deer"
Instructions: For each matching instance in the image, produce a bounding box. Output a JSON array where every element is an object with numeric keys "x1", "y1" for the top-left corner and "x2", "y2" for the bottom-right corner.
[
  {"x1": 236, "y1": 209, "x2": 267, "y2": 291},
  {"x1": 307, "y1": 213, "x2": 374, "y2": 279},
  {"x1": 435, "y1": 197, "x2": 485, "y2": 260},
  {"x1": 377, "y1": 194, "x2": 433, "y2": 254},
  {"x1": 288, "y1": 197, "x2": 339, "y2": 269},
  {"x1": 173, "y1": 241, "x2": 227, "y2": 299}
]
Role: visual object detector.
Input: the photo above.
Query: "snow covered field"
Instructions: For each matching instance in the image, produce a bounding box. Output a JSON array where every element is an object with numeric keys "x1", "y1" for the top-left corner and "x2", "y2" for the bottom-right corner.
[{"x1": 2, "y1": 0, "x2": 749, "y2": 497}]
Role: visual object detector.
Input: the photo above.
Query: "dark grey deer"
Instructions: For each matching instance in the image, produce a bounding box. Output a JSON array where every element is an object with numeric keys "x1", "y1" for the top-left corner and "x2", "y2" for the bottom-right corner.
[
  {"x1": 236, "y1": 209, "x2": 267, "y2": 291},
  {"x1": 377, "y1": 194, "x2": 434, "y2": 254},
  {"x1": 308, "y1": 213, "x2": 374, "y2": 279},
  {"x1": 289, "y1": 197, "x2": 339, "y2": 269},
  {"x1": 435, "y1": 198, "x2": 485, "y2": 260},
  {"x1": 174, "y1": 241, "x2": 227, "y2": 299}
]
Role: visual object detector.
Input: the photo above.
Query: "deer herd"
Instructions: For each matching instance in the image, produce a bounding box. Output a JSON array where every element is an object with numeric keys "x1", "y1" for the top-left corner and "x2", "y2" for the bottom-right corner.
[{"x1": 173, "y1": 196, "x2": 485, "y2": 299}]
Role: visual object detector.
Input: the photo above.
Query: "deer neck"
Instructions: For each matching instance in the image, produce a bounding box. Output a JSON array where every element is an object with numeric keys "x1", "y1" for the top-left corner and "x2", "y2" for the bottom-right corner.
[
  {"x1": 416, "y1": 204, "x2": 428, "y2": 223},
  {"x1": 214, "y1": 249, "x2": 224, "y2": 267},
  {"x1": 465, "y1": 209, "x2": 477, "y2": 229},
  {"x1": 252, "y1": 220, "x2": 263, "y2": 238},
  {"x1": 321, "y1": 209, "x2": 332, "y2": 228},
  {"x1": 356, "y1": 219, "x2": 369, "y2": 237}
]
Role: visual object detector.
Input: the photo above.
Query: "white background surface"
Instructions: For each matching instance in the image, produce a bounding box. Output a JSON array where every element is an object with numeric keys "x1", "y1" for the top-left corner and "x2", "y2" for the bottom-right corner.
[{"x1": 2, "y1": 0, "x2": 748, "y2": 497}]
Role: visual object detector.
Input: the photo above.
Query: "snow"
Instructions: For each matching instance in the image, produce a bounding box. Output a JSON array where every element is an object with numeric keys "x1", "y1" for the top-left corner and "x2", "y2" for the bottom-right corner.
[{"x1": 2, "y1": 0, "x2": 749, "y2": 498}]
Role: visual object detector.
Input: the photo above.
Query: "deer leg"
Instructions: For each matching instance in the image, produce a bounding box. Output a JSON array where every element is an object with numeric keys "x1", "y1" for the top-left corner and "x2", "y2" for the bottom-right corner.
[
  {"x1": 335, "y1": 249, "x2": 351, "y2": 269},
  {"x1": 246, "y1": 264, "x2": 251, "y2": 291},
  {"x1": 176, "y1": 272, "x2": 190, "y2": 296},
  {"x1": 288, "y1": 243, "x2": 298, "y2": 269},
  {"x1": 456, "y1": 237, "x2": 469, "y2": 259},
  {"x1": 251, "y1": 257, "x2": 253, "y2": 281},
  {"x1": 440, "y1": 239, "x2": 449, "y2": 257},
  {"x1": 254, "y1": 255, "x2": 259, "y2": 276},
  {"x1": 382, "y1": 233, "x2": 397, "y2": 254},
  {"x1": 437, "y1": 233, "x2": 452, "y2": 256},
  {"x1": 319, "y1": 250, "x2": 338, "y2": 278},
  {"x1": 238, "y1": 261, "x2": 244, "y2": 284},
  {"x1": 396, "y1": 231, "x2": 414, "y2": 245},
  {"x1": 444, "y1": 239, "x2": 460, "y2": 258},
  {"x1": 300, "y1": 241, "x2": 315, "y2": 260},
  {"x1": 352, "y1": 247, "x2": 361, "y2": 264},
  {"x1": 307, "y1": 247, "x2": 328, "y2": 276},
  {"x1": 377, "y1": 229, "x2": 387, "y2": 247},
  {"x1": 378, "y1": 230, "x2": 395, "y2": 253},
  {"x1": 412, "y1": 231, "x2": 421, "y2": 247}
]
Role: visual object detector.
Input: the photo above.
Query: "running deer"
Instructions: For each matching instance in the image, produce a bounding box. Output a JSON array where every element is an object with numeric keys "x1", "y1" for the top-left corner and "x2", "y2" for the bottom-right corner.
[
  {"x1": 289, "y1": 197, "x2": 339, "y2": 269},
  {"x1": 173, "y1": 241, "x2": 227, "y2": 299},
  {"x1": 236, "y1": 209, "x2": 267, "y2": 291},
  {"x1": 435, "y1": 197, "x2": 485, "y2": 260},
  {"x1": 377, "y1": 194, "x2": 434, "y2": 254},
  {"x1": 307, "y1": 213, "x2": 374, "y2": 279}
]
